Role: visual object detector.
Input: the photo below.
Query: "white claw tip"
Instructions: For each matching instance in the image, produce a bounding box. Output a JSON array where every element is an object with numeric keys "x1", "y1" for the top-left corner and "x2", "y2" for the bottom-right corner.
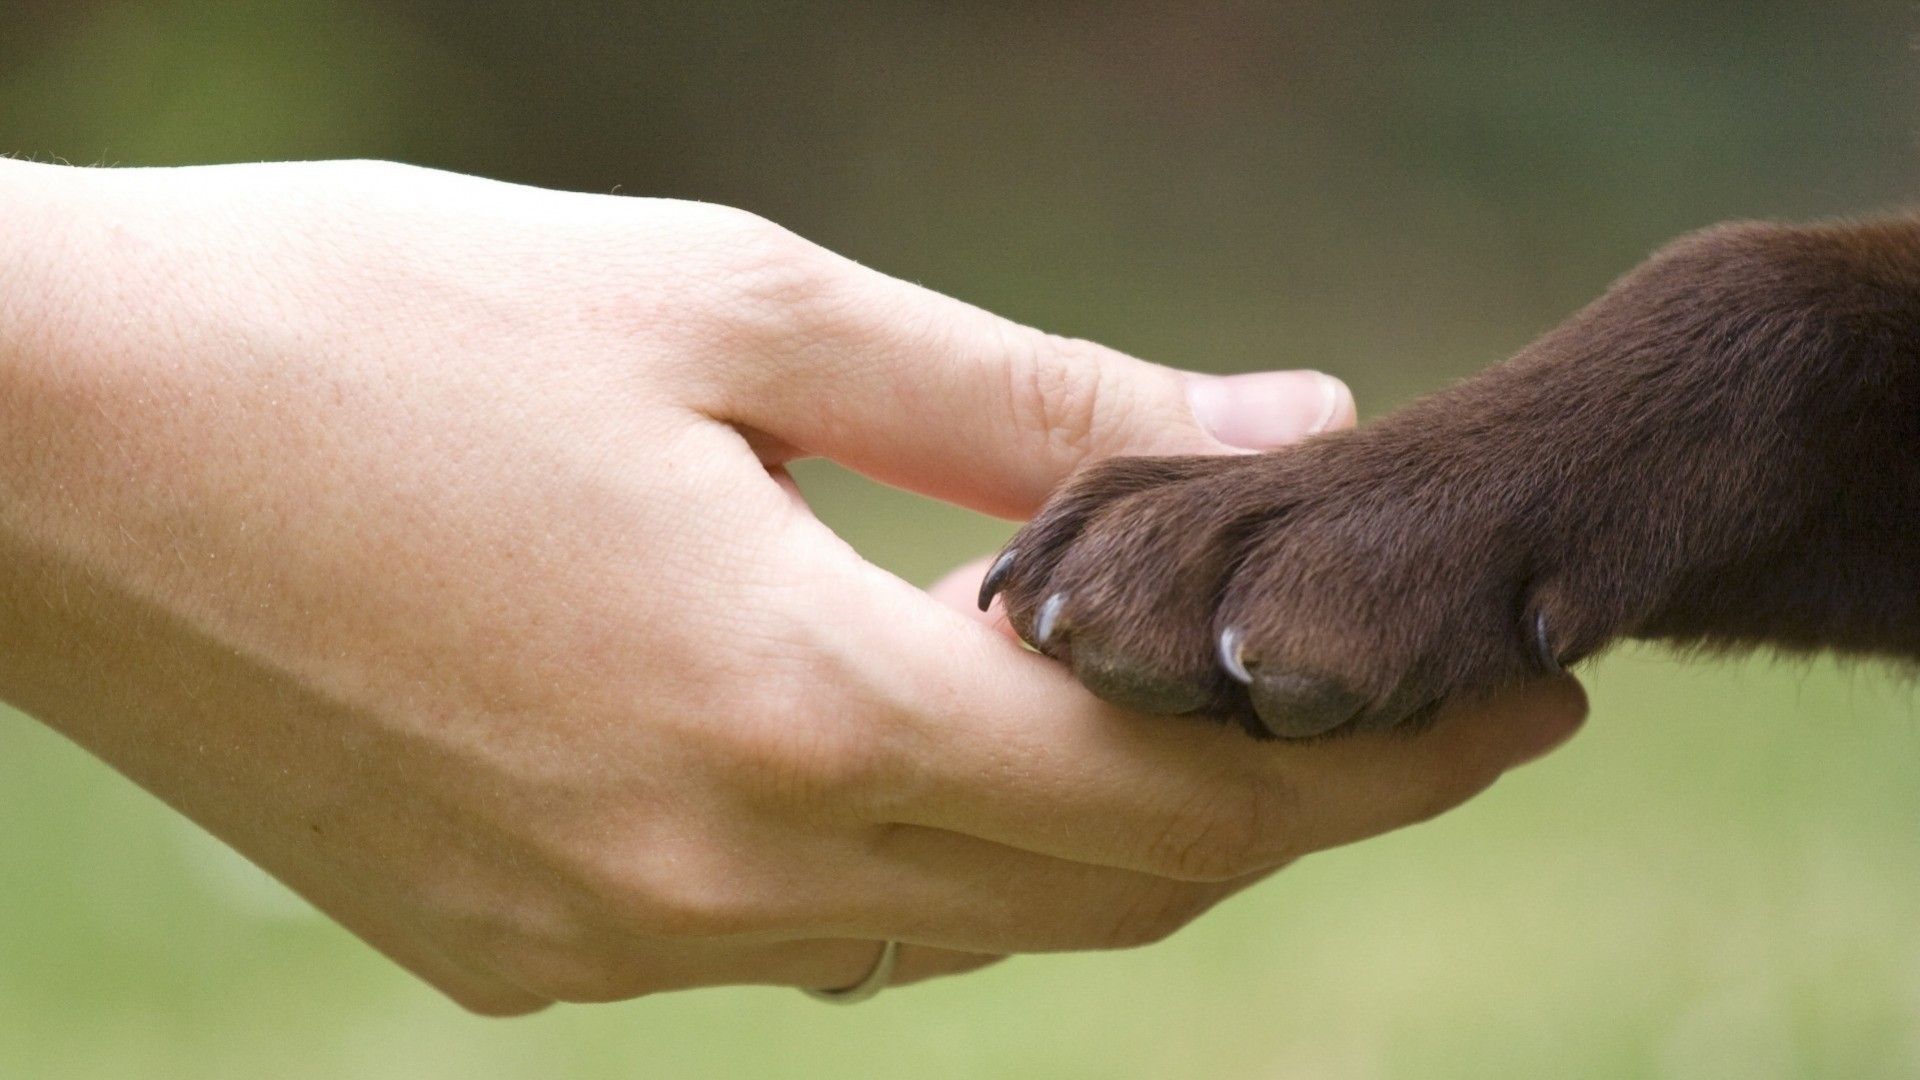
[
  {"x1": 1217, "y1": 626, "x2": 1253, "y2": 685},
  {"x1": 1532, "y1": 610, "x2": 1563, "y2": 673},
  {"x1": 1035, "y1": 593, "x2": 1067, "y2": 645}
]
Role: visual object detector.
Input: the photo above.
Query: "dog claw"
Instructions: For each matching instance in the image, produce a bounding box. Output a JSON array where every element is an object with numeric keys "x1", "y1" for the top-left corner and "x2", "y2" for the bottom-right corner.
[
  {"x1": 1216, "y1": 627, "x2": 1252, "y2": 685},
  {"x1": 978, "y1": 549, "x2": 1019, "y2": 612},
  {"x1": 1034, "y1": 593, "x2": 1067, "y2": 645},
  {"x1": 1530, "y1": 610, "x2": 1562, "y2": 673}
]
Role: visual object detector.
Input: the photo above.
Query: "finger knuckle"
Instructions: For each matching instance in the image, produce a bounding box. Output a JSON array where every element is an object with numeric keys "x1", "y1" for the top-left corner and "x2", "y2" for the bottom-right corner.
[
  {"x1": 568, "y1": 841, "x2": 771, "y2": 939},
  {"x1": 629, "y1": 874, "x2": 765, "y2": 939},
  {"x1": 679, "y1": 208, "x2": 836, "y2": 347},
  {"x1": 1009, "y1": 333, "x2": 1114, "y2": 464}
]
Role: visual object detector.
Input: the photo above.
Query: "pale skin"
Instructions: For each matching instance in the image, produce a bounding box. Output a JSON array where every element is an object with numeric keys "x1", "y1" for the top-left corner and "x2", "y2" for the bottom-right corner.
[{"x1": 0, "y1": 158, "x2": 1585, "y2": 1014}]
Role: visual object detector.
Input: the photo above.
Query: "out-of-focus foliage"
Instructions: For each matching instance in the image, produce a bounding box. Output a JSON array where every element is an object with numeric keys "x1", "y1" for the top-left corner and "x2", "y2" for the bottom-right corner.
[{"x1": 2, "y1": 3, "x2": 1917, "y2": 1077}]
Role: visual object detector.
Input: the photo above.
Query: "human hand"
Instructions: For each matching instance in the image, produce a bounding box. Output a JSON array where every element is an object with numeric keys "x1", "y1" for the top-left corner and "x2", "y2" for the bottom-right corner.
[{"x1": 0, "y1": 159, "x2": 1584, "y2": 1013}]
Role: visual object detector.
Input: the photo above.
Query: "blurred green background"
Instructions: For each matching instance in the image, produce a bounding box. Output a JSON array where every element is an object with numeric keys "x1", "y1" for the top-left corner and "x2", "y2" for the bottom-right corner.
[{"x1": 3, "y1": 2, "x2": 1919, "y2": 1077}]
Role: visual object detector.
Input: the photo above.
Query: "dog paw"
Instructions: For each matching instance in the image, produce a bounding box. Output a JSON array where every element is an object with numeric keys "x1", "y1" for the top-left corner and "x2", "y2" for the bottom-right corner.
[{"x1": 984, "y1": 434, "x2": 1614, "y2": 739}]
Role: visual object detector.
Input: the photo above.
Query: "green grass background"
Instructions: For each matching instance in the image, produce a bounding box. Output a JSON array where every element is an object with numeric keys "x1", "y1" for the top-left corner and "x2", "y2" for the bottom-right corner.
[{"x1": 3, "y1": 2, "x2": 1920, "y2": 1076}]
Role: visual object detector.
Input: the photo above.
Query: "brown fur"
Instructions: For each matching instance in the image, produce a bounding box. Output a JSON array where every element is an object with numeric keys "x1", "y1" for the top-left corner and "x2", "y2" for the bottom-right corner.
[{"x1": 989, "y1": 216, "x2": 1920, "y2": 738}]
